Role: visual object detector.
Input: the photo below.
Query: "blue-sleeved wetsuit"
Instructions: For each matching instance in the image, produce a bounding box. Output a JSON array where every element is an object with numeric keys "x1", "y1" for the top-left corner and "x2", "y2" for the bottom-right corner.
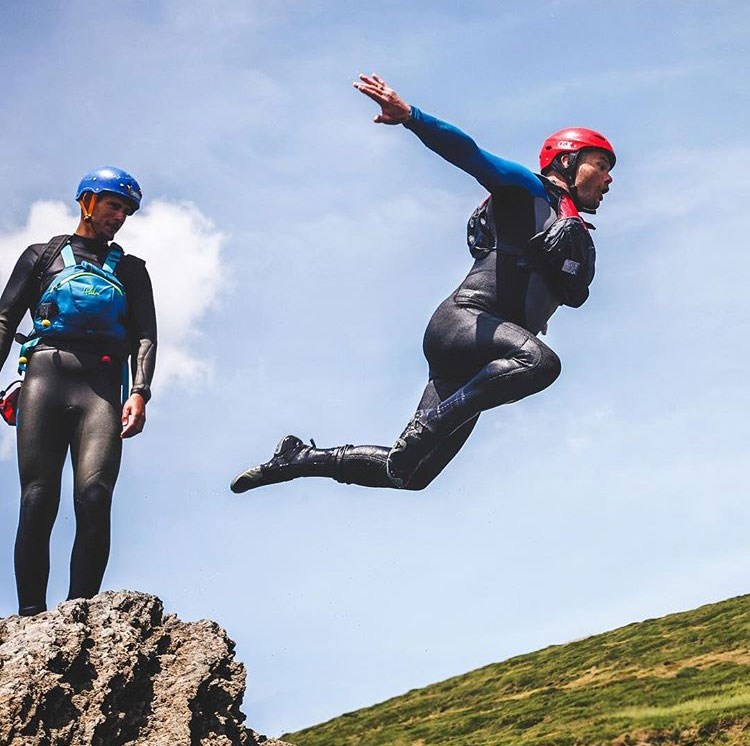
[
  {"x1": 406, "y1": 106, "x2": 571, "y2": 333},
  {"x1": 232, "y1": 107, "x2": 595, "y2": 492}
]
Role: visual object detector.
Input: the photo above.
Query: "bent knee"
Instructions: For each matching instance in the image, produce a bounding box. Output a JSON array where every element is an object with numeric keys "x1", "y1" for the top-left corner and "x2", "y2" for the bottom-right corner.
[
  {"x1": 535, "y1": 345, "x2": 562, "y2": 389},
  {"x1": 486, "y1": 339, "x2": 561, "y2": 393},
  {"x1": 517, "y1": 337, "x2": 561, "y2": 388}
]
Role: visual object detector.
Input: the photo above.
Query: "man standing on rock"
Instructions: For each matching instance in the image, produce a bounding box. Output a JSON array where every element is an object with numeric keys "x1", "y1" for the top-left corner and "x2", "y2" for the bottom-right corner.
[{"x1": 0, "y1": 167, "x2": 157, "y2": 616}]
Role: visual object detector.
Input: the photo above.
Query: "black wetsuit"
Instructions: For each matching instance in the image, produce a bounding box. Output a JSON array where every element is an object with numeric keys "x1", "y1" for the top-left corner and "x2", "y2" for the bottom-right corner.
[
  {"x1": 0, "y1": 234, "x2": 157, "y2": 615},
  {"x1": 233, "y1": 106, "x2": 598, "y2": 492},
  {"x1": 333, "y1": 221, "x2": 564, "y2": 490}
]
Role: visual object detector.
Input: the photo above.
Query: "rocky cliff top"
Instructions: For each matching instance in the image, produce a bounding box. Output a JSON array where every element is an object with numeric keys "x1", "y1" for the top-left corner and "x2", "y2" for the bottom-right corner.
[{"x1": 0, "y1": 590, "x2": 294, "y2": 746}]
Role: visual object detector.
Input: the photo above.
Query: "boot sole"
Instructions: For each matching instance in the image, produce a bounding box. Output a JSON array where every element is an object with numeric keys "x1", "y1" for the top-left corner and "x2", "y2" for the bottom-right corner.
[{"x1": 230, "y1": 467, "x2": 263, "y2": 493}]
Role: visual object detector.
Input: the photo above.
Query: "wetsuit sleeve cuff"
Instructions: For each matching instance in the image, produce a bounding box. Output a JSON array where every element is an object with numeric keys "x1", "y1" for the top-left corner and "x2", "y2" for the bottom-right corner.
[
  {"x1": 130, "y1": 385, "x2": 151, "y2": 403},
  {"x1": 402, "y1": 105, "x2": 421, "y2": 130}
]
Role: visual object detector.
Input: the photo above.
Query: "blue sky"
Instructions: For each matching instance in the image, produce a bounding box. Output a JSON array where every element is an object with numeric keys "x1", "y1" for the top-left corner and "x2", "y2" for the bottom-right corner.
[{"x1": 0, "y1": 0, "x2": 749, "y2": 737}]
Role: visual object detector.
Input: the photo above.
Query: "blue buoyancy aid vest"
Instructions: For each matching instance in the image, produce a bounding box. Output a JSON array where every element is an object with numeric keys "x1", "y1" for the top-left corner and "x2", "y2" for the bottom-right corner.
[{"x1": 18, "y1": 243, "x2": 129, "y2": 374}]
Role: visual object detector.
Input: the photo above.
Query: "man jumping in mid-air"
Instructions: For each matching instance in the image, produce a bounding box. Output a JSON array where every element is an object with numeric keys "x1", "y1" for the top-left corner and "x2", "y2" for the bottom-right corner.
[{"x1": 231, "y1": 73, "x2": 615, "y2": 493}]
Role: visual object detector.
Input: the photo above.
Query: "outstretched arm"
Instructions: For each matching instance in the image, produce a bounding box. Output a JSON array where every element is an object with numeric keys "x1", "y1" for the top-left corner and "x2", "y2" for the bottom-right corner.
[
  {"x1": 405, "y1": 108, "x2": 547, "y2": 197},
  {"x1": 353, "y1": 73, "x2": 546, "y2": 198}
]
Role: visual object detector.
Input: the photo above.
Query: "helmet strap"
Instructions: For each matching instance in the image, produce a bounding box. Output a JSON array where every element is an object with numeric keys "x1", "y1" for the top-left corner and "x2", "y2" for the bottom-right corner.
[
  {"x1": 551, "y1": 152, "x2": 598, "y2": 214},
  {"x1": 556, "y1": 152, "x2": 580, "y2": 187},
  {"x1": 79, "y1": 193, "x2": 97, "y2": 221}
]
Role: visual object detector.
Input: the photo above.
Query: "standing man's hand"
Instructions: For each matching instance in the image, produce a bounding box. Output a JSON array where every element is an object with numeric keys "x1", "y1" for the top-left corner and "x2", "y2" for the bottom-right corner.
[
  {"x1": 353, "y1": 73, "x2": 411, "y2": 124},
  {"x1": 121, "y1": 394, "x2": 146, "y2": 438}
]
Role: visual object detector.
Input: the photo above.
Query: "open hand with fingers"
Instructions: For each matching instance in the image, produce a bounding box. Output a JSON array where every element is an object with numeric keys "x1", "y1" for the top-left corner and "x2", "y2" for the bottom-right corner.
[{"x1": 353, "y1": 73, "x2": 411, "y2": 124}]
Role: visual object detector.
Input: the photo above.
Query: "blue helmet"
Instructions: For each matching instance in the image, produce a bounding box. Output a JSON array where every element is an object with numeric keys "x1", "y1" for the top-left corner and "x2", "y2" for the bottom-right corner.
[{"x1": 75, "y1": 166, "x2": 143, "y2": 212}]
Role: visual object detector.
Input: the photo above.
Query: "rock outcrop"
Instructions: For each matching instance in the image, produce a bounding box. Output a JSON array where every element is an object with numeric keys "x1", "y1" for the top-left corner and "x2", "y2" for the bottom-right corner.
[{"x1": 0, "y1": 590, "x2": 294, "y2": 746}]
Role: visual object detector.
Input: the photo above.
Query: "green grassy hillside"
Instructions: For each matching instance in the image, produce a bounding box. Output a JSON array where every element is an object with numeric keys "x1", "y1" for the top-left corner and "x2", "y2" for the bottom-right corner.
[{"x1": 285, "y1": 595, "x2": 750, "y2": 746}]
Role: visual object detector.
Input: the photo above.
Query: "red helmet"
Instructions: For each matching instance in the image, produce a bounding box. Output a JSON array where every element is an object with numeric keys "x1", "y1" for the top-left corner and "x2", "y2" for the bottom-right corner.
[{"x1": 539, "y1": 128, "x2": 616, "y2": 174}]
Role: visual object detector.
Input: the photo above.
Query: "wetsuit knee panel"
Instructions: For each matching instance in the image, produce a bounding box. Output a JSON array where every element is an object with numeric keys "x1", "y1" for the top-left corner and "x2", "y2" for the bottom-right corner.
[
  {"x1": 19, "y1": 482, "x2": 60, "y2": 512},
  {"x1": 470, "y1": 340, "x2": 560, "y2": 399},
  {"x1": 74, "y1": 482, "x2": 114, "y2": 513},
  {"x1": 514, "y1": 337, "x2": 561, "y2": 383},
  {"x1": 536, "y1": 344, "x2": 562, "y2": 388},
  {"x1": 17, "y1": 484, "x2": 60, "y2": 538}
]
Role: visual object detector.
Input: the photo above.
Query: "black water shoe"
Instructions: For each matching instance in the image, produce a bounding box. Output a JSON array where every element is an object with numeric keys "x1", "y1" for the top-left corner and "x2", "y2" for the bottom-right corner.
[{"x1": 230, "y1": 435, "x2": 310, "y2": 493}]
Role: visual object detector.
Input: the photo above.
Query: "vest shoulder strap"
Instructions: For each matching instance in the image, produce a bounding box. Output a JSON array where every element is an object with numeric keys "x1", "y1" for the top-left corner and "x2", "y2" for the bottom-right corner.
[
  {"x1": 34, "y1": 235, "x2": 71, "y2": 283},
  {"x1": 61, "y1": 244, "x2": 75, "y2": 268},
  {"x1": 103, "y1": 244, "x2": 123, "y2": 274}
]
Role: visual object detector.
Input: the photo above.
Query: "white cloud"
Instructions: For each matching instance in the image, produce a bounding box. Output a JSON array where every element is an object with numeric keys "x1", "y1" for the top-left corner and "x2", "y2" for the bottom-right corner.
[
  {"x1": 0, "y1": 201, "x2": 73, "y2": 282},
  {"x1": 117, "y1": 201, "x2": 226, "y2": 385},
  {"x1": 0, "y1": 200, "x2": 226, "y2": 387}
]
